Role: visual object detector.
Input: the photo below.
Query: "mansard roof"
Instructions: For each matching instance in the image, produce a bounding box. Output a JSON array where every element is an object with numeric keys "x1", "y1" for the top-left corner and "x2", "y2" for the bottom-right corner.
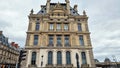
[{"x1": 37, "y1": 3, "x2": 79, "y2": 16}]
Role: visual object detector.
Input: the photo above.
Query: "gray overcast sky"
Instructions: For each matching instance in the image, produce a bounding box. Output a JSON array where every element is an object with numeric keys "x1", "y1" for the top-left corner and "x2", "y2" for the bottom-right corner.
[{"x1": 0, "y1": 0, "x2": 120, "y2": 62}]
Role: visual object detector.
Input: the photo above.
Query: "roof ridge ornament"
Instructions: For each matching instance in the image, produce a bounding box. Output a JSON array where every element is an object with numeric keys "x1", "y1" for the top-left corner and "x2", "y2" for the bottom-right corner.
[
  {"x1": 83, "y1": 10, "x2": 86, "y2": 15},
  {"x1": 54, "y1": 2, "x2": 63, "y2": 9},
  {"x1": 30, "y1": 9, "x2": 34, "y2": 14}
]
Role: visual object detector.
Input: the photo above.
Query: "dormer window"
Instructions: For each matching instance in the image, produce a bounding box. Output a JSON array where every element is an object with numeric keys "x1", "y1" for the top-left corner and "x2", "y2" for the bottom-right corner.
[
  {"x1": 73, "y1": 12, "x2": 75, "y2": 14},
  {"x1": 41, "y1": 11, "x2": 44, "y2": 13}
]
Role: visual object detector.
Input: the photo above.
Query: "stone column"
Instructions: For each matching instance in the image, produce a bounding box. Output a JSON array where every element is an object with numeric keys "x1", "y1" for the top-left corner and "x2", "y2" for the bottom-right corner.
[
  {"x1": 53, "y1": 51, "x2": 57, "y2": 65},
  {"x1": 62, "y1": 51, "x2": 66, "y2": 65}
]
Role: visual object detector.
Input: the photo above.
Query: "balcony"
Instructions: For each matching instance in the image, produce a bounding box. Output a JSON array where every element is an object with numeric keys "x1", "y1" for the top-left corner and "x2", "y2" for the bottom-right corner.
[
  {"x1": 49, "y1": 29, "x2": 54, "y2": 31},
  {"x1": 64, "y1": 43, "x2": 71, "y2": 47},
  {"x1": 81, "y1": 64, "x2": 89, "y2": 68},
  {"x1": 64, "y1": 29, "x2": 69, "y2": 31},
  {"x1": 56, "y1": 44, "x2": 62, "y2": 47},
  {"x1": 48, "y1": 44, "x2": 54, "y2": 47},
  {"x1": 56, "y1": 29, "x2": 62, "y2": 31},
  {"x1": 28, "y1": 64, "x2": 37, "y2": 68}
]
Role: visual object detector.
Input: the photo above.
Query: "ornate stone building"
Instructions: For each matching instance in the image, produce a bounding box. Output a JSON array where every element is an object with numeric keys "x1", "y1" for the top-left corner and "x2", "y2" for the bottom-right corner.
[
  {"x1": 95, "y1": 58, "x2": 120, "y2": 68},
  {"x1": 0, "y1": 31, "x2": 20, "y2": 68},
  {"x1": 24, "y1": 0, "x2": 95, "y2": 68}
]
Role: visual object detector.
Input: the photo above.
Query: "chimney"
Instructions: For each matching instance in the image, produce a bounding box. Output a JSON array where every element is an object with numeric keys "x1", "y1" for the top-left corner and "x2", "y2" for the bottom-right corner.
[
  {"x1": 74, "y1": 5, "x2": 78, "y2": 12},
  {"x1": 46, "y1": 0, "x2": 51, "y2": 13},
  {"x1": 65, "y1": 0, "x2": 70, "y2": 14}
]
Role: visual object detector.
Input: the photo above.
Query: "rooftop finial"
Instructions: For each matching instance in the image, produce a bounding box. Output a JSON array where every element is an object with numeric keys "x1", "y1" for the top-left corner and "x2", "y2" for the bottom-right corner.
[
  {"x1": 65, "y1": 0, "x2": 70, "y2": 3},
  {"x1": 83, "y1": 10, "x2": 86, "y2": 15},
  {"x1": 30, "y1": 9, "x2": 34, "y2": 14},
  {"x1": 47, "y1": 0, "x2": 51, "y2": 2},
  {"x1": 74, "y1": 5, "x2": 78, "y2": 12}
]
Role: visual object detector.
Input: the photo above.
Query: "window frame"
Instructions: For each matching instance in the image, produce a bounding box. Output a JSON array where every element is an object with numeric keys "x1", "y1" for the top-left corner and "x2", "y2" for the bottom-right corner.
[
  {"x1": 31, "y1": 52, "x2": 37, "y2": 65},
  {"x1": 78, "y1": 23, "x2": 82, "y2": 31},
  {"x1": 57, "y1": 51, "x2": 62, "y2": 64},
  {"x1": 64, "y1": 23, "x2": 69, "y2": 31},
  {"x1": 48, "y1": 51, "x2": 53, "y2": 65},
  {"x1": 49, "y1": 23, "x2": 54, "y2": 30},
  {"x1": 66, "y1": 51, "x2": 71, "y2": 64},
  {"x1": 33, "y1": 35, "x2": 38, "y2": 45},
  {"x1": 79, "y1": 35, "x2": 84, "y2": 46},
  {"x1": 81, "y1": 52, "x2": 87, "y2": 64}
]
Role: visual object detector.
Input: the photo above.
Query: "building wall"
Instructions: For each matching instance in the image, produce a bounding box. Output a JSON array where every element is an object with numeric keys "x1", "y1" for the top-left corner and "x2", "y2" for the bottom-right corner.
[
  {"x1": 0, "y1": 31, "x2": 20, "y2": 68},
  {"x1": 26, "y1": 49, "x2": 93, "y2": 67},
  {"x1": 24, "y1": 0, "x2": 95, "y2": 68}
]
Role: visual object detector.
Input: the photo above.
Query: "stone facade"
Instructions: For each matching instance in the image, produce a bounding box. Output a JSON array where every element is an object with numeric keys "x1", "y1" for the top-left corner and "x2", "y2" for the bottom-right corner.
[
  {"x1": 24, "y1": 0, "x2": 95, "y2": 68},
  {"x1": 0, "y1": 31, "x2": 20, "y2": 68}
]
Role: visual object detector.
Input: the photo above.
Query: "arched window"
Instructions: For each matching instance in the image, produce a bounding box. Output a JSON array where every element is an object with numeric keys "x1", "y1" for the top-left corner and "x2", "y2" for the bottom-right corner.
[
  {"x1": 57, "y1": 51, "x2": 62, "y2": 64},
  {"x1": 48, "y1": 51, "x2": 53, "y2": 65},
  {"x1": 31, "y1": 52, "x2": 36, "y2": 65},
  {"x1": 81, "y1": 52, "x2": 87, "y2": 64},
  {"x1": 66, "y1": 51, "x2": 71, "y2": 64}
]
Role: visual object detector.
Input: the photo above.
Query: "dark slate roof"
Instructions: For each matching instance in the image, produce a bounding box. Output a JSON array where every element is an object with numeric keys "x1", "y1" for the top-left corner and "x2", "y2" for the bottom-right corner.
[
  {"x1": 37, "y1": 3, "x2": 79, "y2": 16},
  {"x1": 37, "y1": 6, "x2": 46, "y2": 15}
]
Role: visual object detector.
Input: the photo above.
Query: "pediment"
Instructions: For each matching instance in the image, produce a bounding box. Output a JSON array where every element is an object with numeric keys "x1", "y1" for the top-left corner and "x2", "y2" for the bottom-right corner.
[{"x1": 51, "y1": 2, "x2": 66, "y2": 13}]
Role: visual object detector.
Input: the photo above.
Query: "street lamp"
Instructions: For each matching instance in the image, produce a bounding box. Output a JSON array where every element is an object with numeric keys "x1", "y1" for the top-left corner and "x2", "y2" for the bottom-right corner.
[{"x1": 41, "y1": 55, "x2": 43, "y2": 68}]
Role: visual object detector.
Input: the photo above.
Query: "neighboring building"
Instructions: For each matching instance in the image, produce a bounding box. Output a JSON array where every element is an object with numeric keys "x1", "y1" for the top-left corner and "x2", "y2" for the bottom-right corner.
[
  {"x1": 0, "y1": 31, "x2": 20, "y2": 68},
  {"x1": 95, "y1": 58, "x2": 120, "y2": 68},
  {"x1": 24, "y1": 0, "x2": 95, "y2": 68}
]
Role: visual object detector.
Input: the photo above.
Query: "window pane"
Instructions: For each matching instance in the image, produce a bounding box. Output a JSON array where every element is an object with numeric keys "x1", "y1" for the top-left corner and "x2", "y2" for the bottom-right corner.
[
  {"x1": 34, "y1": 35, "x2": 38, "y2": 45},
  {"x1": 57, "y1": 24, "x2": 61, "y2": 30},
  {"x1": 79, "y1": 35, "x2": 84, "y2": 45},
  {"x1": 50, "y1": 23, "x2": 54, "y2": 30},
  {"x1": 57, "y1": 36, "x2": 61, "y2": 44},
  {"x1": 81, "y1": 52, "x2": 87, "y2": 64},
  {"x1": 31, "y1": 52, "x2": 36, "y2": 65},
  {"x1": 35, "y1": 23, "x2": 40, "y2": 30},
  {"x1": 57, "y1": 51, "x2": 62, "y2": 64},
  {"x1": 48, "y1": 51, "x2": 53, "y2": 64},
  {"x1": 65, "y1": 35, "x2": 69, "y2": 46},
  {"x1": 66, "y1": 51, "x2": 71, "y2": 64},
  {"x1": 49, "y1": 35, "x2": 53, "y2": 46},
  {"x1": 78, "y1": 23, "x2": 82, "y2": 31},
  {"x1": 64, "y1": 24, "x2": 68, "y2": 31}
]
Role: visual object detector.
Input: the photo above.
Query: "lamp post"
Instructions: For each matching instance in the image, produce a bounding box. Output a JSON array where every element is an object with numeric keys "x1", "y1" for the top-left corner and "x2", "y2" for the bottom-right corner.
[{"x1": 41, "y1": 55, "x2": 43, "y2": 68}]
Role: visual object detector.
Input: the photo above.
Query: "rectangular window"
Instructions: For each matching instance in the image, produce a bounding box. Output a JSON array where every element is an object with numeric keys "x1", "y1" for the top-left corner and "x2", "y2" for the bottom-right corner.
[
  {"x1": 79, "y1": 35, "x2": 84, "y2": 46},
  {"x1": 49, "y1": 23, "x2": 54, "y2": 30},
  {"x1": 49, "y1": 35, "x2": 54, "y2": 46},
  {"x1": 64, "y1": 24, "x2": 69, "y2": 31},
  {"x1": 34, "y1": 35, "x2": 38, "y2": 45},
  {"x1": 78, "y1": 23, "x2": 82, "y2": 31},
  {"x1": 81, "y1": 52, "x2": 87, "y2": 64},
  {"x1": 35, "y1": 23, "x2": 40, "y2": 31},
  {"x1": 57, "y1": 35, "x2": 62, "y2": 46},
  {"x1": 64, "y1": 35, "x2": 70, "y2": 46},
  {"x1": 31, "y1": 52, "x2": 36, "y2": 65},
  {"x1": 57, "y1": 23, "x2": 61, "y2": 31}
]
